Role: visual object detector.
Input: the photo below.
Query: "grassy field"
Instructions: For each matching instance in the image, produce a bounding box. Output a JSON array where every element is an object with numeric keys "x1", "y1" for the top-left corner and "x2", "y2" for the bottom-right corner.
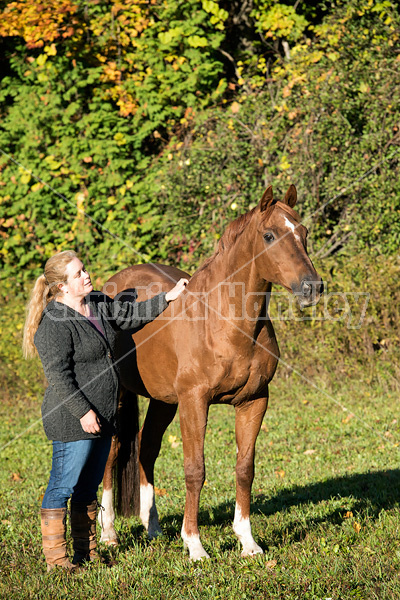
[{"x1": 1, "y1": 295, "x2": 400, "y2": 599}]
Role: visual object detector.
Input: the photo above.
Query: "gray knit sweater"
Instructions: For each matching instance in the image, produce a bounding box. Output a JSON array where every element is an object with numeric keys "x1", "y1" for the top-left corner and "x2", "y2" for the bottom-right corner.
[{"x1": 34, "y1": 291, "x2": 168, "y2": 442}]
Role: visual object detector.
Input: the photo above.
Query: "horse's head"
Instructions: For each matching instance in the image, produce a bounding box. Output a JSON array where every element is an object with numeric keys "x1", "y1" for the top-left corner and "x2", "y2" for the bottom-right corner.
[{"x1": 254, "y1": 184, "x2": 323, "y2": 308}]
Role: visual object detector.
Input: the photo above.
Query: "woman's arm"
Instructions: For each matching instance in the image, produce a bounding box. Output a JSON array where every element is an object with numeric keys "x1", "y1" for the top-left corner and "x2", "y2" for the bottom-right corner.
[{"x1": 99, "y1": 278, "x2": 189, "y2": 331}]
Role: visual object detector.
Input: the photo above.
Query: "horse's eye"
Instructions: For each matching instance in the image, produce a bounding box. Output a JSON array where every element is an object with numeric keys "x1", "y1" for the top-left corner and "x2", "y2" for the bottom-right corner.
[{"x1": 264, "y1": 232, "x2": 274, "y2": 243}]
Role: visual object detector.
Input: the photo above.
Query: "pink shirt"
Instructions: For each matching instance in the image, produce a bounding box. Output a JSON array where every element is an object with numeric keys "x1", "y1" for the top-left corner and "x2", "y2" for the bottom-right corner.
[{"x1": 87, "y1": 312, "x2": 105, "y2": 337}]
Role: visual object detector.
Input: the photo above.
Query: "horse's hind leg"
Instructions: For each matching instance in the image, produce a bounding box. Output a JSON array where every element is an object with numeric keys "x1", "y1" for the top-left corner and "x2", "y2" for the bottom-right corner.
[
  {"x1": 99, "y1": 436, "x2": 119, "y2": 545},
  {"x1": 233, "y1": 396, "x2": 268, "y2": 556},
  {"x1": 139, "y1": 398, "x2": 177, "y2": 538},
  {"x1": 99, "y1": 387, "x2": 139, "y2": 545}
]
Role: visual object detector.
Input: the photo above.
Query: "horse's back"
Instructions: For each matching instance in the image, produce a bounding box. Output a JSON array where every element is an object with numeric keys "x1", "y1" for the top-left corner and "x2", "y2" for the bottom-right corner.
[
  {"x1": 103, "y1": 263, "x2": 188, "y2": 401},
  {"x1": 103, "y1": 263, "x2": 189, "y2": 300}
]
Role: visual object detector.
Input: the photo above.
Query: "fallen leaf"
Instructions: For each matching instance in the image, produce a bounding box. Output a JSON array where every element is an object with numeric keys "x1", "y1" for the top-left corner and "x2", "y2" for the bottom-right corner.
[
  {"x1": 266, "y1": 559, "x2": 277, "y2": 569},
  {"x1": 168, "y1": 435, "x2": 180, "y2": 448},
  {"x1": 343, "y1": 511, "x2": 353, "y2": 519},
  {"x1": 303, "y1": 449, "x2": 316, "y2": 455},
  {"x1": 11, "y1": 472, "x2": 22, "y2": 482},
  {"x1": 342, "y1": 413, "x2": 355, "y2": 424},
  {"x1": 353, "y1": 521, "x2": 361, "y2": 533},
  {"x1": 154, "y1": 487, "x2": 167, "y2": 496},
  {"x1": 274, "y1": 469, "x2": 285, "y2": 478}
]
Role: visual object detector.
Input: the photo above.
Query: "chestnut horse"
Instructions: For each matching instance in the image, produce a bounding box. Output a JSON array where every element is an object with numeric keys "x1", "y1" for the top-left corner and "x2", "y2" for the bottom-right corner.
[{"x1": 98, "y1": 185, "x2": 323, "y2": 560}]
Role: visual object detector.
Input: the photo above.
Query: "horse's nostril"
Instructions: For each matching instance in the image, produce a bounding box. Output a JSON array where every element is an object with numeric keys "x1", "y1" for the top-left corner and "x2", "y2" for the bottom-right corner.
[
  {"x1": 301, "y1": 281, "x2": 312, "y2": 297},
  {"x1": 300, "y1": 280, "x2": 323, "y2": 298}
]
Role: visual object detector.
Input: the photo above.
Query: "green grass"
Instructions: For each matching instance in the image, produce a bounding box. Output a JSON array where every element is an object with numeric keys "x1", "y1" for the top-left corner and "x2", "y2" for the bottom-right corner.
[{"x1": 1, "y1": 298, "x2": 400, "y2": 599}]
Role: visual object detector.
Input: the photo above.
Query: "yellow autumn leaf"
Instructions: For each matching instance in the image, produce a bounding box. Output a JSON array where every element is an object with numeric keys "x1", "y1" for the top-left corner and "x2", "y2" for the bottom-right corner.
[
  {"x1": 20, "y1": 173, "x2": 31, "y2": 184},
  {"x1": 36, "y1": 54, "x2": 47, "y2": 66},
  {"x1": 168, "y1": 435, "x2": 179, "y2": 448},
  {"x1": 279, "y1": 156, "x2": 291, "y2": 170}
]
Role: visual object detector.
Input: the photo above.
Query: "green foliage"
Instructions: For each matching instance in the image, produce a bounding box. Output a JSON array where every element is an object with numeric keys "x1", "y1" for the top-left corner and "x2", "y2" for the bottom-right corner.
[
  {"x1": 252, "y1": 1, "x2": 310, "y2": 43},
  {"x1": 152, "y1": 0, "x2": 400, "y2": 263},
  {"x1": 0, "y1": 0, "x2": 229, "y2": 291},
  {"x1": 0, "y1": 0, "x2": 400, "y2": 296}
]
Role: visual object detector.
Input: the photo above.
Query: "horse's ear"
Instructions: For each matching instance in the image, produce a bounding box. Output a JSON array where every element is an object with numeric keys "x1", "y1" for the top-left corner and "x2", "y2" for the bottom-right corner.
[
  {"x1": 283, "y1": 184, "x2": 297, "y2": 208},
  {"x1": 259, "y1": 186, "x2": 274, "y2": 212}
]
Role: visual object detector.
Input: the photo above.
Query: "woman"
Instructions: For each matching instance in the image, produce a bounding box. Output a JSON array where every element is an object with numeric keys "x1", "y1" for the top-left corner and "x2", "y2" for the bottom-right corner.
[{"x1": 23, "y1": 250, "x2": 188, "y2": 572}]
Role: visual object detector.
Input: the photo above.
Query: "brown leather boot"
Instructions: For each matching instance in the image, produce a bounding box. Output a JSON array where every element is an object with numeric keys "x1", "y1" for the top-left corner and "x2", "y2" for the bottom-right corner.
[
  {"x1": 70, "y1": 499, "x2": 100, "y2": 565},
  {"x1": 40, "y1": 508, "x2": 77, "y2": 572}
]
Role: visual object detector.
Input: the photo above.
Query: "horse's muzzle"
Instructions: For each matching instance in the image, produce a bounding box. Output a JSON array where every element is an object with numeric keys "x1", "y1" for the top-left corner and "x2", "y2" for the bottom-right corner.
[{"x1": 294, "y1": 278, "x2": 324, "y2": 309}]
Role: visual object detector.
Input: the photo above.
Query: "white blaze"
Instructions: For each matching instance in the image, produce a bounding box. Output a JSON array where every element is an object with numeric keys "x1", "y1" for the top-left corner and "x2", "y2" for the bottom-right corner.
[{"x1": 283, "y1": 216, "x2": 301, "y2": 242}]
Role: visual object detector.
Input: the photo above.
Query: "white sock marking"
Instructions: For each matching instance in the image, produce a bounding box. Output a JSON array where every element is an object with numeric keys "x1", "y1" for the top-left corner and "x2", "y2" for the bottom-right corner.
[
  {"x1": 181, "y1": 526, "x2": 210, "y2": 561},
  {"x1": 99, "y1": 488, "x2": 118, "y2": 545},
  {"x1": 233, "y1": 503, "x2": 263, "y2": 556},
  {"x1": 140, "y1": 483, "x2": 162, "y2": 538}
]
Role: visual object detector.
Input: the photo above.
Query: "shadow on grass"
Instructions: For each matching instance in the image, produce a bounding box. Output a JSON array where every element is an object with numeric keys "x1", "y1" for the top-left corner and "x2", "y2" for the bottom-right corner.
[
  {"x1": 253, "y1": 468, "x2": 400, "y2": 515},
  {"x1": 116, "y1": 469, "x2": 400, "y2": 552}
]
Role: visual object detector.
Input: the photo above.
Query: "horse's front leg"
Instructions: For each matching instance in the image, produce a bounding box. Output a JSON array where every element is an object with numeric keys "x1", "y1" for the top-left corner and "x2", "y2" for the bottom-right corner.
[
  {"x1": 179, "y1": 396, "x2": 210, "y2": 560},
  {"x1": 99, "y1": 436, "x2": 119, "y2": 545},
  {"x1": 233, "y1": 396, "x2": 268, "y2": 556}
]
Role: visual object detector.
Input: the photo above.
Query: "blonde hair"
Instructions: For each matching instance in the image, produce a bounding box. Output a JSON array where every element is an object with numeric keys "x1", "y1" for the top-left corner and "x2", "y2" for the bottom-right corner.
[{"x1": 22, "y1": 250, "x2": 77, "y2": 358}]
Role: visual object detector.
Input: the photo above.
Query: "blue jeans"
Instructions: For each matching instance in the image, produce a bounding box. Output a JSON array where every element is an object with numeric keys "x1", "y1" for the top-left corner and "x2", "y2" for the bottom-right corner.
[{"x1": 42, "y1": 437, "x2": 112, "y2": 509}]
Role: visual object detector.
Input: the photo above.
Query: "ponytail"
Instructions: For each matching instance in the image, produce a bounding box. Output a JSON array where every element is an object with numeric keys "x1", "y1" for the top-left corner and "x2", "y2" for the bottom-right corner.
[
  {"x1": 22, "y1": 250, "x2": 77, "y2": 359},
  {"x1": 22, "y1": 275, "x2": 52, "y2": 358}
]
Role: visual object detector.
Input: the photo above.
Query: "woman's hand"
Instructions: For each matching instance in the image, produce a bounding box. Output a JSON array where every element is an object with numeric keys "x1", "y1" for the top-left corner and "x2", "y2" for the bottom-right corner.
[
  {"x1": 165, "y1": 278, "x2": 189, "y2": 303},
  {"x1": 80, "y1": 409, "x2": 101, "y2": 434}
]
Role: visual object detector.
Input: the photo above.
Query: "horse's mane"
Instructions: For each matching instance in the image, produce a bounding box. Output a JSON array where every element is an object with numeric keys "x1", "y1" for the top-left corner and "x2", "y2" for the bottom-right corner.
[{"x1": 194, "y1": 206, "x2": 258, "y2": 276}]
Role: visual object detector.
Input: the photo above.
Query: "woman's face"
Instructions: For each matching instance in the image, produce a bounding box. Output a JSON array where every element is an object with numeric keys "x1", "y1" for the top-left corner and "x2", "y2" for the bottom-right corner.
[{"x1": 59, "y1": 257, "x2": 93, "y2": 299}]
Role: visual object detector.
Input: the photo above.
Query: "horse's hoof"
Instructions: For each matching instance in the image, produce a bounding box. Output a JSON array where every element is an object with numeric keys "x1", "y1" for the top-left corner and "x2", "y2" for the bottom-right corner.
[
  {"x1": 241, "y1": 545, "x2": 263, "y2": 557},
  {"x1": 190, "y1": 550, "x2": 210, "y2": 561},
  {"x1": 100, "y1": 536, "x2": 118, "y2": 547},
  {"x1": 104, "y1": 540, "x2": 118, "y2": 547}
]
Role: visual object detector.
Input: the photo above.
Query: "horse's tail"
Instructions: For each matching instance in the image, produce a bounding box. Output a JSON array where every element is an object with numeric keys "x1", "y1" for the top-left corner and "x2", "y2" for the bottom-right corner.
[{"x1": 114, "y1": 389, "x2": 140, "y2": 517}]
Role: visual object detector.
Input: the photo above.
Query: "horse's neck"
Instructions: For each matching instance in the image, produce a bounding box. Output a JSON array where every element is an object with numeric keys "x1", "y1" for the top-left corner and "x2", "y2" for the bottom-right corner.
[{"x1": 196, "y1": 239, "x2": 272, "y2": 333}]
